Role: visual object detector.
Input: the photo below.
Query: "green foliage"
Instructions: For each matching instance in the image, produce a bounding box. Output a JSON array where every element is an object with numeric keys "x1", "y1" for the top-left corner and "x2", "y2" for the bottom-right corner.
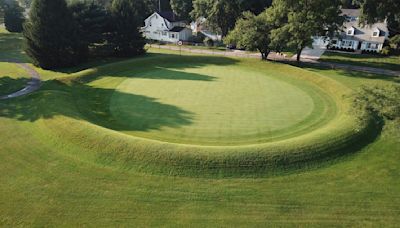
[
  {"x1": 68, "y1": 0, "x2": 110, "y2": 56},
  {"x1": 225, "y1": 11, "x2": 271, "y2": 59},
  {"x1": 108, "y1": 0, "x2": 145, "y2": 57},
  {"x1": 23, "y1": 0, "x2": 85, "y2": 69},
  {"x1": 239, "y1": 0, "x2": 272, "y2": 15},
  {"x1": 357, "y1": 0, "x2": 400, "y2": 36},
  {"x1": 203, "y1": 36, "x2": 213, "y2": 46},
  {"x1": 389, "y1": 35, "x2": 400, "y2": 53},
  {"x1": 352, "y1": 84, "x2": 400, "y2": 121},
  {"x1": 268, "y1": 0, "x2": 344, "y2": 62},
  {"x1": 170, "y1": 0, "x2": 192, "y2": 20},
  {"x1": 4, "y1": 0, "x2": 24, "y2": 33},
  {"x1": 191, "y1": 0, "x2": 241, "y2": 37}
]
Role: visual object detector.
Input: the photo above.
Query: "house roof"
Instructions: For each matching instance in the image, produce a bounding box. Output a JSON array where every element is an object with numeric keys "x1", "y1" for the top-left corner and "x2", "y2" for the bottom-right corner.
[
  {"x1": 169, "y1": 26, "x2": 187, "y2": 32},
  {"x1": 338, "y1": 9, "x2": 389, "y2": 44},
  {"x1": 158, "y1": 11, "x2": 182, "y2": 22}
]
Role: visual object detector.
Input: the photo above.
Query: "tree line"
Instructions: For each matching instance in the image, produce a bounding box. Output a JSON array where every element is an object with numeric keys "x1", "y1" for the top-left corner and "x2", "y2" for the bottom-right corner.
[{"x1": 1, "y1": 0, "x2": 399, "y2": 68}]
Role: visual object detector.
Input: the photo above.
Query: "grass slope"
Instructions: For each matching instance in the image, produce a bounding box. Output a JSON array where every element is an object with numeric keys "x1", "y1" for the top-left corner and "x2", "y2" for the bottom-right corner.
[
  {"x1": 0, "y1": 51, "x2": 372, "y2": 176},
  {"x1": 320, "y1": 51, "x2": 400, "y2": 71}
]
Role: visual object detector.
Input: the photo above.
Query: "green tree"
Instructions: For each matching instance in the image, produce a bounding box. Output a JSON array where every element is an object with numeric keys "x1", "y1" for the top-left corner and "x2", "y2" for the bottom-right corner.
[
  {"x1": 389, "y1": 35, "x2": 400, "y2": 53},
  {"x1": 108, "y1": 0, "x2": 145, "y2": 57},
  {"x1": 239, "y1": 0, "x2": 272, "y2": 15},
  {"x1": 268, "y1": 0, "x2": 344, "y2": 62},
  {"x1": 69, "y1": 0, "x2": 110, "y2": 56},
  {"x1": 23, "y1": 0, "x2": 84, "y2": 69},
  {"x1": 225, "y1": 11, "x2": 271, "y2": 60},
  {"x1": 4, "y1": 0, "x2": 24, "y2": 32},
  {"x1": 357, "y1": 0, "x2": 400, "y2": 36},
  {"x1": 170, "y1": 0, "x2": 192, "y2": 20},
  {"x1": 191, "y1": 0, "x2": 241, "y2": 37}
]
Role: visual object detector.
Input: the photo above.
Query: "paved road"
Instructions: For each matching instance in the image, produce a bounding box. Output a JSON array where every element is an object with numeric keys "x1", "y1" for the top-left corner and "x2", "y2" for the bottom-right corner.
[
  {"x1": 154, "y1": 45, "x2": 400, "y2": 77},
  {"x1": 0, "y1": 62, "x2": 41, "y2": 100}
]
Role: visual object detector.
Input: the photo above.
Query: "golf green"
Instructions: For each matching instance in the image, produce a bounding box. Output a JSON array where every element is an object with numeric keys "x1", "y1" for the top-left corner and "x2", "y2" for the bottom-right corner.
[{"x1": 106, "y1": 64, "x2": 331, "y2": 145}]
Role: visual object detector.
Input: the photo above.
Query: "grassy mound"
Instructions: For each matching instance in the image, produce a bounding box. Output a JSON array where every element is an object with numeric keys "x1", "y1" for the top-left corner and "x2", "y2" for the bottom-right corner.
[{"x1": 0, "y1": 52, "x2": 376, "y2": 176}]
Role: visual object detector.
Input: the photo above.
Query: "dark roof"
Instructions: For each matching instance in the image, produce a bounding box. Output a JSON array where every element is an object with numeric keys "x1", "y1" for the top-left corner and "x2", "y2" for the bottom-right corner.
[
  {"x1": 169, "y1": 26, "x2": 187, "y2": 32},
  {"x1": 158, "y1": 11, "x2": 181, "y2": 22},
  {"x1": 341, "y1": 9, "x2": 360, "y2": 18}
]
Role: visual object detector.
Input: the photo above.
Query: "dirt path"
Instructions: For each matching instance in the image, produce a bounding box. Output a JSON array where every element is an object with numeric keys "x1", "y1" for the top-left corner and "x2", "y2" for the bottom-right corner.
[{"x1": 0, "y1": 62, "x2": 41, "y2": 100}]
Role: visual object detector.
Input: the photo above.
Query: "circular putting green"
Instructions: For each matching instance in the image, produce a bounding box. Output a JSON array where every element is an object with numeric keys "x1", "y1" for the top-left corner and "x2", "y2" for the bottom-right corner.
[
  {"x1": 31, "y1": 53, "x2": 373, "y2": 176},
  {"x1": 110, "y1": 65, "x2": 331, "y2": 145}
]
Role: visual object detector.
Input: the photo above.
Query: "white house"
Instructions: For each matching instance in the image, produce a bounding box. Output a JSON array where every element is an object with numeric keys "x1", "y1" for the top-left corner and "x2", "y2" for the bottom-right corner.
[
  {"x1": 142, "y1": 12, "x2": 193, "y2": 43},
  {"x1": 328, "y1": 9, "x2": 389, "y2": 52}
]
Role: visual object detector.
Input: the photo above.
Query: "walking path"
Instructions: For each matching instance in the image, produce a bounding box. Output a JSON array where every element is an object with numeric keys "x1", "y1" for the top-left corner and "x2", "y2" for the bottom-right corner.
[
  {"x1": 0, "y1": 62, "x2": 41, "y2": 100},
  {"x1": 153, "y1": 45, "x2": 400, "y2": 77}
]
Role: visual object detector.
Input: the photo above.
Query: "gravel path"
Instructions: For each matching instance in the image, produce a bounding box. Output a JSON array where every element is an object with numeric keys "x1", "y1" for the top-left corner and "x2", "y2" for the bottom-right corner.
[{"x1": 0, "y1": 62, "x2": 41, "y2": 100}]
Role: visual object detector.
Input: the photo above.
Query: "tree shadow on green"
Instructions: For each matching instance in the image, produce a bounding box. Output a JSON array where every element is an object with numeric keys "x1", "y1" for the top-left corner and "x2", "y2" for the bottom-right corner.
[
  {"x1": 0, "y1": 76, "x2": 29, "y2": 97},
  {"x1": 0, "y1": 79, "x2": 194, "y2": 132},
  {"x1": 64, "y1": 52, "x2": 239, "y2": 79}
]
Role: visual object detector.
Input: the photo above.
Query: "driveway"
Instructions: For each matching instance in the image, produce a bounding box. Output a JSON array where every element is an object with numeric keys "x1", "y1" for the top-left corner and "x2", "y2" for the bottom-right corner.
[{"x1": 292, "y1": 45, "x2": 327, "y2": 61}]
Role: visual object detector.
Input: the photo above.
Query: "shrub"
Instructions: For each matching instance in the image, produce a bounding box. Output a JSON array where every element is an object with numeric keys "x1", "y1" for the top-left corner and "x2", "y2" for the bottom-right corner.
[
  {"x1": 380, "y1": 46, "x2": 391, "y2": 56},
  {"x1": 203, "y1": 37, "x2": 214, "y2": 47}
]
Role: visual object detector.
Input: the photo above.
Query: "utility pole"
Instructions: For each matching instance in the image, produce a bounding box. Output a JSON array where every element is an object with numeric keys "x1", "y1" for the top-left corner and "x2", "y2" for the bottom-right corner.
[{"x1": 158, "y1": 0, "x2": 161, "y2": 12}]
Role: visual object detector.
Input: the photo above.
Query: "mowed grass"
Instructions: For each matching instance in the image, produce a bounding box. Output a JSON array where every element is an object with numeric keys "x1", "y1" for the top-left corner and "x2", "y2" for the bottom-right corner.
[
  {"x1": 0, "y1": 29, "x2": 30, "y2": 96},
  {"x1": 320, "y1": 51, "x2": 400, "y2": 71},
  {"x1": 0, "y1": 32, "x2": 399, "y2": 226},
  {"x1": 108, "y1": 62, "x2": 333, "y2": 145}
]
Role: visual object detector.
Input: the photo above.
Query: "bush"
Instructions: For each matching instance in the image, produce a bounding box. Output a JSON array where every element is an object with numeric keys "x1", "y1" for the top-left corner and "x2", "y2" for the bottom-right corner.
[
  {"x1": 380, "y1": 46, "x2": 391, "y2": 56},
  {"x1": 203, "y1": 37, "x2": 214, "y2": 47}
]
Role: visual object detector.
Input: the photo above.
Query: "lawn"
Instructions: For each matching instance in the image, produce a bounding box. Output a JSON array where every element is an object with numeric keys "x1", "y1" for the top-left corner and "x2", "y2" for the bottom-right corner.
[
  {"x1": 0, "y1": 30, "x2": 399, "y2": 226},
  {"x1": 320, "y1": 51, "x2": 400, "y2": 71}
]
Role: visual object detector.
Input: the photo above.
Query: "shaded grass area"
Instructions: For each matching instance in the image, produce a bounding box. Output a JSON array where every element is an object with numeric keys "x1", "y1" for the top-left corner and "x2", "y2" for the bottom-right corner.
[{"x1": 320, "y1": 51, "x2": 400, "y2": 71}]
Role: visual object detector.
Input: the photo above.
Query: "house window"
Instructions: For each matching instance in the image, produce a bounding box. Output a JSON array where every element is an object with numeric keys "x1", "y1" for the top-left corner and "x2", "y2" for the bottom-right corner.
[
  {"x1": 170, "y1": 33, "x2": 175, "y2": 39},
  {"x1": 347, "y1": 29, "x2": 354, "y2": 35},
  {"x1": 331, "y1": 40, "x2": 337, "y2": 45},
  {"x1": 162, "y1": 31, "x2": 167, "y2": 36},
  {"x1": 149, "y1": 22, "x2": 152, "y2": 27},
  {"x1": 343, "y1": 40, "x2": 353, "y2": 47}
]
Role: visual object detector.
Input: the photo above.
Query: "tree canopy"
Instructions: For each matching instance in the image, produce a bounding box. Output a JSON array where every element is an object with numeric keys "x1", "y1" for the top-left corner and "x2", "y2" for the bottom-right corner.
[
  {"x1": 170, "y1": 0, "x2": 192, "y2": 20},
  {"x1": 191, "y1": 0, "x2": 241, "y2": 37},
  {"x1": 23, "y1": 0, "x2": 84, "y2": 69},
  {"x1": 108, "y1": 0, "x2": 146, "y2": 57},
  {"x1": 4, "y1": 0, "x2": 24, "y2": 32},
  {"x1": 225, "y1": 11, "x2": 272, "y2": 59},
  {"x1": 357, "y1": 0, "x2": 400, "y2": 35},
  {"x1": 268, "y1": 0, "x2": 344, "y2": 62}
]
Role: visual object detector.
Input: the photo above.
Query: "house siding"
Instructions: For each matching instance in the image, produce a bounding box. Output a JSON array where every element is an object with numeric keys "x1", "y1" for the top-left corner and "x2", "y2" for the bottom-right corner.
[{"x1": 142, "y1": 12, "x2": 192, "y2": 43}]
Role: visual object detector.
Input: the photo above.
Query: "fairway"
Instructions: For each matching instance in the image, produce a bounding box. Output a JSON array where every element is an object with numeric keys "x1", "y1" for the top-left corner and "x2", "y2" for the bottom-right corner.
[{"x1": 110, "y1": 64, "x2": 323, "y2": 145}]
